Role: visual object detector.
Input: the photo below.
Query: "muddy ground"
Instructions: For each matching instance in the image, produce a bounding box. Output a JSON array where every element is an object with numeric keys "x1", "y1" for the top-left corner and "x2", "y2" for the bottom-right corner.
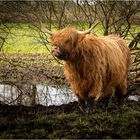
[
  {"x1": 0, "y1": 97, "x2": 140, "y2": 139},
  {"x1": 0, "y1": 53, "x2": 140, "y2": 139}
]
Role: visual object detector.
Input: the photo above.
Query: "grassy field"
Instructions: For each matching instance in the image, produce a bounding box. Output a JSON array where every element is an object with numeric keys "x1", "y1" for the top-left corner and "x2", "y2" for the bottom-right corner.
[
  {"x1": 1, "y1": 23, "x2": 139, "y2": 53},
  {"x1": 1, "y1": 24, "x2": 47, "y2": 52}
]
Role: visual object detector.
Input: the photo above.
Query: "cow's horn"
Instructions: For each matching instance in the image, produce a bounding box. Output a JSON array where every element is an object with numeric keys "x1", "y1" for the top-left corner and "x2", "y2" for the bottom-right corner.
[
  {"x1": 78, "y1": 22, "x2": 99, "y2": 34},
  {"x1": 42, "y1": 27, "x2": 56, "y2": 35},
  {"x1": 40, "y1": 21, "x2": 56, "y2": 35}
]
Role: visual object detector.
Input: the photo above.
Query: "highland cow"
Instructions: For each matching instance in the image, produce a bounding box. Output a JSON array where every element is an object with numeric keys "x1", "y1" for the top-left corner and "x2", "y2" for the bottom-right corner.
[{"x1": 44, "y1": 24, "x2": 131, "y2": 112}]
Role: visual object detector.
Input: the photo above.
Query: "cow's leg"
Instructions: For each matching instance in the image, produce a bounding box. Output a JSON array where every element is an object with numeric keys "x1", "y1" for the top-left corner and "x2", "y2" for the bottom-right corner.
[
  {"x1": 101, "y1": 84, "x2": 114, "y2": 109},
  {"x1": 98, "y1": 96, "x2": 110, "y2": 109},
  {"x1": 115, "y1": 80, "x2": 127, "y2": 106}
]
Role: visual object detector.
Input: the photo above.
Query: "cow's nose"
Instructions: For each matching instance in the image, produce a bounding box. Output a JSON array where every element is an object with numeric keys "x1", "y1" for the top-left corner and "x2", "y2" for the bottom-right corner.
[
  {"x1": 52, "y1": 46, "x2": 58, "y2": 50},
  {"x1": 52, "y1": 46, "x2": 58, "y2": 51}
]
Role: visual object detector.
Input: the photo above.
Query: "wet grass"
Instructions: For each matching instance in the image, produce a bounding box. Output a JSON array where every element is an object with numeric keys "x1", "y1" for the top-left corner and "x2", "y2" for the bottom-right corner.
[{"x1": 0, "y1": 100, "x2": 140, "y2": 139}]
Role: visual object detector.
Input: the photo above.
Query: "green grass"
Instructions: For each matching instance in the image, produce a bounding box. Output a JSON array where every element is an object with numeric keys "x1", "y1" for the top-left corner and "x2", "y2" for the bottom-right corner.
[
  {"x1": 1, "y1": 24, "x2": 48, "y2": 53},
  {"x1": 0, "y1": 23, "x2": 139, "y2": 52}
]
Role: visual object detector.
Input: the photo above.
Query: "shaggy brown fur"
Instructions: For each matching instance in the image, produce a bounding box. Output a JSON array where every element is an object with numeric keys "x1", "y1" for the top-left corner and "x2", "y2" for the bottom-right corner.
[{"x1": 51, "y1": 28, "x2": 131, "y2": 103}]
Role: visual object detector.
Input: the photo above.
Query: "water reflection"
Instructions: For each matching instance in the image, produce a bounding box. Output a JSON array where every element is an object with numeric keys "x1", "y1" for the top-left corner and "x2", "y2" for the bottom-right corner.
[
  {"x1": 0, "y1": 84, "x2": 139, "y2": 106},
  {"x1": 0, "y1": 84, "x2": 78, "y2": 106},
  {"x1": 37, "y1": 85, "x2": 77, "y2": 106},
  {"x1": 128, "y1": 95, "x2": 140, "y2": 102}
]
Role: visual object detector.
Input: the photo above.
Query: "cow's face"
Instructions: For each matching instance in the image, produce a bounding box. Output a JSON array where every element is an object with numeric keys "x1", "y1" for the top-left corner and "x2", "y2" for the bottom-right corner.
[
  {"x1": 51, "y1": 28, "x2": 78, "y2": 60},
  {"x1": 43, "y1": 24, "x2": 97, "y2": 60}
]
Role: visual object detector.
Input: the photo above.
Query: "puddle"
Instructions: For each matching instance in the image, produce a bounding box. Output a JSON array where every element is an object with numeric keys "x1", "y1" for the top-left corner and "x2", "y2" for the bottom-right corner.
[
  {"x1": 37, "y1": 84, "x2": 77, "y2": 106},
  {"x1": 0, "y1": 84, "x2": 78, "y2": 106},
  {"x1": 127, "y1": 95, "x2": 140, "y2": 102},
  {"x1": 0, "y1": 84, "x2": 139, "y2": 106}
]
